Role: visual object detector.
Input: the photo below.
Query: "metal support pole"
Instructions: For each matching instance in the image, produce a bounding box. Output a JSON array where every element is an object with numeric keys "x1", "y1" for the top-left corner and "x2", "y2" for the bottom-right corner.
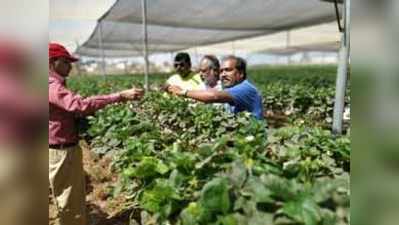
[
  {"x1": 142, "y1": 0, "x2": 149, "y2": 90},
  {"x1": 286, "y1": 31, "x2": 292, "y2": 64},
  {"x1": 124, "y1": 61, "x2": 129, "y2": 75},
  {"x1": 170, "y1": 52, "x2": 174, "y2": 71},
  {"x1": 332, "y1": 0, "x2": 350, "y2": 134},
  {"x1": 98, "y1": 21, "x2": 106, "y2": 78},
  {"x1": 286, "y1": 30, "x2": 291, "y2": 48},
  {"x1": 170, "y1": 52, "x2": 174, "y2": 62}
]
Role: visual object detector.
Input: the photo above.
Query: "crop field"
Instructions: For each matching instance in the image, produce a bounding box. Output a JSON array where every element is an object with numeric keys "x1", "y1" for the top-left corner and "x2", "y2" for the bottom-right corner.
[{"x1": 67, "y1": 65, "x2": 350, "y2": 225}]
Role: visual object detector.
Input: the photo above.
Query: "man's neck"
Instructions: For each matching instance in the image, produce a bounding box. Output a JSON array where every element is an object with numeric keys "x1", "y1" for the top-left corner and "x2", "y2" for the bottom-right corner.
[
  {"x1": 180, "y1": 71, "x2": 192, "y2": 79},
  {"x1": 49, "y1": 69, "x2": 67, "y2": 83}
]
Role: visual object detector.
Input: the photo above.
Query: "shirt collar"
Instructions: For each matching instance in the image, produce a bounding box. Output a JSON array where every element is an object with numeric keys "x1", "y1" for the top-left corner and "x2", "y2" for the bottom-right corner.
[
  {"x1": 180, "y1": 71, "x2": 194, "y2": 80},
  {"x1": 206, "y1": 80, "x2": 222, "y2": 89},
  {"x1": 49, "y1": 70, "x2": 66, "y2": 85}
]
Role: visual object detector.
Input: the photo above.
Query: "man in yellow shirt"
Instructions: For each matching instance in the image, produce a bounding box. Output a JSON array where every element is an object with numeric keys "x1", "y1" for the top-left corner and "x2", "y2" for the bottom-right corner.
[{"x1": 166, "y1": 52, "x2": 205, "y2": 90}]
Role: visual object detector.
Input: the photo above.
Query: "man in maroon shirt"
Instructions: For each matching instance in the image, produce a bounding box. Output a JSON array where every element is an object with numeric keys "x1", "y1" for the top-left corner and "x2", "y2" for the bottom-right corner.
[{"x1": 48, "y1": 43, "x2": 143, "y2": 225}]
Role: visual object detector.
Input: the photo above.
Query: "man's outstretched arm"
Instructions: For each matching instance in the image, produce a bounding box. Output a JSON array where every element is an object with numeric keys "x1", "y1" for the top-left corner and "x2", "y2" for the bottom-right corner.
[{"x1": 168, "y1": 85, "x2": 233, "y2": 103}]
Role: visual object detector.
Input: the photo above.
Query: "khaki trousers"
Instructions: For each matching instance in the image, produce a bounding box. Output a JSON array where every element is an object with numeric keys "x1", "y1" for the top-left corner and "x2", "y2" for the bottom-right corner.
[{"x1": 49, "y1": 145, "x2": 87, "y2": 225}]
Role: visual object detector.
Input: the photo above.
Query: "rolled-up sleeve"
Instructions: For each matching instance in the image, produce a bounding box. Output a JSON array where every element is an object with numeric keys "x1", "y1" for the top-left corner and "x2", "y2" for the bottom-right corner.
[{"x1": 49, "y1": 82, "x2": 122, "y2": 116}]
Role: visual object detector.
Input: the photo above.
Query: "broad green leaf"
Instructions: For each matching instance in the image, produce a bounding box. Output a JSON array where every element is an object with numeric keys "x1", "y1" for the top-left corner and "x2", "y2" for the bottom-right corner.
[
  {"x1": 281, "y1": 195, "x2": 321, "y2": 225},
  {"x1": 199, "y1": 177, "x2": 231, "y2": 218},
  {"x1": 248, "y1": 211, "x2": 274, "y2": 225},
  {"x1": 215, "y1": 214, "x2": 238, "y2": 225},
  {"x1": 140, "y1": 179, "x2": 180, "y2": 219},
  {"x1": 227, "y1": 160, "x2": 247, "y2": 188},
  {"x1": 156, "y1": 160, "x2": 170, "y2": 175},
  {"x1": 180, "y1": 202, "x2": 202, "y2": 225},
  {"x1": 242, "y1": 176, "x2": 273, "y2": 203}
]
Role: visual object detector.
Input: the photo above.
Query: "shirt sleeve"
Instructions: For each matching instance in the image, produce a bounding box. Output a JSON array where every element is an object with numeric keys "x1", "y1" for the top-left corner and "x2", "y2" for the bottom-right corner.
[
  {"x1": 166, "y1": 75, "x2": 177, "y2": 86},
  {"x1": 49, "y1": 82, "x2": 122, "y2": 116},
  {"x1": 225, "y1": 83, "x2": 252, "y2": 108}
]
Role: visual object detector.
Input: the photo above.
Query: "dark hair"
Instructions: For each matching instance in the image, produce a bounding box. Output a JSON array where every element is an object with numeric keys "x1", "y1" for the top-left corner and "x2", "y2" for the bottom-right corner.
[
  {"x1": 202, "y1": 55, "x2": 220, "y2": 71},
  {"x1": 222, "y1": 55, "x2": 247, "y2": 79},
  {"x1": 174, "y1": 52, "x2": 191, "y2": 67}
]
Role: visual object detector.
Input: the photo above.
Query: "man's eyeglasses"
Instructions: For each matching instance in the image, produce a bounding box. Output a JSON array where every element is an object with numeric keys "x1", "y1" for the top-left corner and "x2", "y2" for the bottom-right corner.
[{"x1": 220, "y1": 67, "x2": 235, "y2": 73}]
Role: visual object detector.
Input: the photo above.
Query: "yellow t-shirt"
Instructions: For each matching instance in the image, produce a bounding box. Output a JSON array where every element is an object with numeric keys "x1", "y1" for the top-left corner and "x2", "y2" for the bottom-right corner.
[{"x1": 166, "y1": 72, "x2": 206, "y2": 90}]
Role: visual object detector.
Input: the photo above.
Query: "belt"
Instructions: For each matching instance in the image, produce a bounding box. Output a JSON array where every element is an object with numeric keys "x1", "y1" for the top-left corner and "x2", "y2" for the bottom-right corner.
[{"x1": 49, "y1": 143, "x2": 77, "y2": 149}]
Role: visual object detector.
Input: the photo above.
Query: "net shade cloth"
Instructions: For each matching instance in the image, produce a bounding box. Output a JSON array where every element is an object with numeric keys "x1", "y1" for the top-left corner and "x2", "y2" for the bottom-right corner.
[
  {"x1": 183, "y1": 22, "x2": 340, "y2": 55},
  {"x1": 258, "y1": 41, "x2": 340, "y2": 56},
  {"x1": 77, "y1": 0, "x2": 342, "y2": 57}
]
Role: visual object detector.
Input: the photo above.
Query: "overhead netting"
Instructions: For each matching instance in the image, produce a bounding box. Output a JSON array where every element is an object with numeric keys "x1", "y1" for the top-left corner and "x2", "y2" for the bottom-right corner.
[
  {"x1": 259, "y1": 41, "x2": 340, "y2": 56},
  {"x1": 76, "y1": 0, "x2": 342, "y2": 57}
]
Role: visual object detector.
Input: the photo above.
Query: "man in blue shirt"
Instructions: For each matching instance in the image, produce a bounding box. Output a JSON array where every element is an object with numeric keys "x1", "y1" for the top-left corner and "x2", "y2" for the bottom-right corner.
[{"x1": 168, "y1": 55, "x2": 264, "y2": 120}]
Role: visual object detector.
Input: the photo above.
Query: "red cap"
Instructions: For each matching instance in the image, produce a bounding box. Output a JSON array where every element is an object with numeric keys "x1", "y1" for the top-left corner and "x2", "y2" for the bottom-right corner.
[{"x1": 49, "y1": 43, "x2": 78, "y2": 62}]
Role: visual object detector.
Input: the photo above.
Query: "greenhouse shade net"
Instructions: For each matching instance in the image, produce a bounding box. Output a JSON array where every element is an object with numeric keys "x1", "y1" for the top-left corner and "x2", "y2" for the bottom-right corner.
[{"x1": 77, "y1": 0, "x2": 342, "y2": 57}]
